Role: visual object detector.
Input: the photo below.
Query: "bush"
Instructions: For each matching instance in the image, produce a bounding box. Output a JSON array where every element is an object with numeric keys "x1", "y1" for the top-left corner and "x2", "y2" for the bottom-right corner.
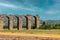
[
  {"x1": 52, "y1": 24, "x2": 60, "y2": 29},
  {"x1": 39, "y1": 24, "x2": 60, "y2": 29},
  {"x1": 52, "y1": 26, "x2": 60, "y2": 29},
  {"x1": 39, "y1": 24, "x2": 52, "y2": 29},
  {"x1": 31, "y1": 25, "x2": 36, "y2": 29},
  {"x1": 31, "y1": 23, "x2": 36, "y2": 29},
  {"x1": 13, "y1": 26, "x2": 17, "y2": 28},
  {"x1": 3, "y1": 25, "x2": 8, "y2": 29},
  {"x1": 22, "y1": 25, "x2": 26, "y2": 28}
]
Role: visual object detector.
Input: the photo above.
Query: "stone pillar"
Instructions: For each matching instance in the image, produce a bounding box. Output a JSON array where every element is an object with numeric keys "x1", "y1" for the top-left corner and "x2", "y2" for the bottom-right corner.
[
  {"x1": 17, "y1": 16, "x2": 22, "y2": 30},
  {"x1": 7, "y1": 15, "x2": 13, "y2": 30},
  {"x1": 0, "y1": 15, "x2": 4, "y2": 30},
  {"x1": 26, "y1": 15, "x2": 32, "y2": 30},
  {"x1": 35, "y1": 16, "x2": 40, "y2": 29}
]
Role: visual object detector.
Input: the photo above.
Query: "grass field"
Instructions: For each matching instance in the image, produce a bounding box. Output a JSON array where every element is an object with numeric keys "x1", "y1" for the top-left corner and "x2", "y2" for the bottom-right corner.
[
  {"x1": 0, "y1": 29, "x2": 60, "y2": 34},
  {"x1": 0, "y1": 29, "x2": 60, "y2": 38}
]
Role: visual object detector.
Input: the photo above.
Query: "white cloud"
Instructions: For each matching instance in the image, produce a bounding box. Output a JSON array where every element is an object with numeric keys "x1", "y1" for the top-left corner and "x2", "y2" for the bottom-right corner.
[
  {"x1": 0, "y1": 2, "x2": 35, "y2": 11},
  {"x1": 44, "y1": 0, "x2": 60, "y2": 15},
  {"x1": 45, "y1": 10, "x2": 56, "y2": 14},
  {"x1": 0, "y1": 3, "x2": 16, "y2": 8},
  {"x1": 0, "y1": 2, "x2": 41, "y2": 12}
]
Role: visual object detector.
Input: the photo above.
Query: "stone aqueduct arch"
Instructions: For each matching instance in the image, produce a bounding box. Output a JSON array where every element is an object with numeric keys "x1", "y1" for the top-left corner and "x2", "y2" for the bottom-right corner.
[
  {"x1": 33, "y1": 16, "x2": 40, "y2": 29},
  {"x1": 0, "y1": 15, "x2": 40, "y2": 30},
  {"x1": 15, "y1": 16, "x2": 23, "y2": 30},
  {"x1": 6, "y1": 15, "x2": 13, "y2": 30}
]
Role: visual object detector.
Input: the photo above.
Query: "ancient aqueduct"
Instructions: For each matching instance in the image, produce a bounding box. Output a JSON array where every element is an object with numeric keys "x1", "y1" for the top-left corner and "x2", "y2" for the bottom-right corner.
[{"x1": 0, "y1": 14, "x2": 40, "y2": 30}]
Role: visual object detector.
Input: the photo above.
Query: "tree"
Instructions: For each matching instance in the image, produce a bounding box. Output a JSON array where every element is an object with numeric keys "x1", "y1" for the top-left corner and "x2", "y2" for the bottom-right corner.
[{"x1": 42, "y1": 21, "x2": 46, "y2": 25}]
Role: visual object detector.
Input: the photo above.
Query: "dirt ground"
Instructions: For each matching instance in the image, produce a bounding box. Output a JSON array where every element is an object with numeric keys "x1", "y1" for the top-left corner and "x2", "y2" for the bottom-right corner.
[
  {"x1": 0, "y1": 35, "x2": 60, "y2": 40},
  {"x1": 0, "y1": 32, "x2": 60, "y2": 40}
]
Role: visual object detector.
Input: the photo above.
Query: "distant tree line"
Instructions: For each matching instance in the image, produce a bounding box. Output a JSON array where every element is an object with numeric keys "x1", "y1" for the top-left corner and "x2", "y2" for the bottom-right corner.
[{"x1": 39, "y1": 21, "x2": 60, "y2": 29}]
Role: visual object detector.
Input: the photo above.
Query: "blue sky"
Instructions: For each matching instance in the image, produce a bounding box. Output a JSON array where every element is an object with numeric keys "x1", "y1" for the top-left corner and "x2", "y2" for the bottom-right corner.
[{"x1": 0, "y1": 0, "x2": 60, "y2": 20}]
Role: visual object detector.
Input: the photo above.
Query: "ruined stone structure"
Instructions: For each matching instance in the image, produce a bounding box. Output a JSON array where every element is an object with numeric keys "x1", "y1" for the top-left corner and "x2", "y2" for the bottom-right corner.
[
  {"x1": 34, "y1": 16, "x2": 40, "y2": 29},
  {"x1": 0, "y1": 15, "x2": 4, "y2": 30},
  {"x1": 0, "y1": 14, "x2": 40, "y2": 30}
]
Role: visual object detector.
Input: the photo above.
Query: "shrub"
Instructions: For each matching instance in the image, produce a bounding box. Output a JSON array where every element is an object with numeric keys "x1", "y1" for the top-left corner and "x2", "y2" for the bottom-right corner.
[
  {"x1": 52, "y1": 24, "x2": 60, "y2": 29},
  {"x1": 39, "y1": 24, "x2": 52, "y2": 29},
  {"x1": 31, "y1": 22, "x2": 36, "y2": 29},
  {"x1": 3, "y1": 25, "x2": 8, "y2": 29},
  {"x1": 22, "y1": 25, "x2": 26, "y2": 28},
  {"x1": 13, "y1": 26, "x2": 17, "y2": 28}
]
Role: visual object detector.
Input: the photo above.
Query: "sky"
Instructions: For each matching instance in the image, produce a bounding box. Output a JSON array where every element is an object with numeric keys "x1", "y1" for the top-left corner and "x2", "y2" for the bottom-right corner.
[{"x1": 0, "y1": 0, "x2": 60, "y2": 20}]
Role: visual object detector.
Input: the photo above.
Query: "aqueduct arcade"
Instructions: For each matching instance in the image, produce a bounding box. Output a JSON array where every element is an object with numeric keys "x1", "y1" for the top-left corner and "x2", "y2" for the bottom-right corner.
[{"x1": 0, "y1": 14, "x2": 40, "y2": 30}]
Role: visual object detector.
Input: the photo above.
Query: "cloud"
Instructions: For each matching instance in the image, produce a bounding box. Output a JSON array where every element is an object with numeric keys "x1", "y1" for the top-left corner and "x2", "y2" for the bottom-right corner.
[
  {"x1": 0, "y1": 0, "x2": 43, "y2": 13},
  {"x1": 45, "y1": 10, "x2": 59, "y2": 14},
  {"x1": 39, "y1": 0, "x2": 60, "y2": 15},
  {"x1": 0, "y1": 3, "x2": 16, "y2": 8},
  {"x1": 0, "y1": 2, "x2": 36, "y2": 12}
]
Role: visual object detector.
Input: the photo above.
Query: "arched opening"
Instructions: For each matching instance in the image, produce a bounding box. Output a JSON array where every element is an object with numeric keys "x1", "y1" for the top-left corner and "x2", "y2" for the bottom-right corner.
[
  {"x1": 33, "y1": 16, "x2": 40, "y2": 29},
  {"x1": 14, "y1": 16, "x2": 19, "y2": 30},
  {"x1": 13, "y1": 16, "x2": 17, "y2": 30},
  {"x1": 33, "y1": 16, "x2": 37, "y2": 29},
  {"x1": 25, "y1": 15, "x2": 32, "y2": 30},
  {"x1": 22, "y1": 16, "x2": 27, "y2": 29},
  {"x1": 3, "y1": 16, "x2": 8, "y2": 29},
  {"x1": 31, "y1": 16, "x2": 36, "y2": 29},
  {"x1": 15, "y1": 16, "x2": 29, "y2": 30},
  {"x1": 15, "y1": 16, "x2": 23, "y2": 30},
  {"x1": 24, "y1": 16, "x2": 28, "y2": 29},
  {"x1": 6, "y1": 15, "x2": 13, "y2": 30}
]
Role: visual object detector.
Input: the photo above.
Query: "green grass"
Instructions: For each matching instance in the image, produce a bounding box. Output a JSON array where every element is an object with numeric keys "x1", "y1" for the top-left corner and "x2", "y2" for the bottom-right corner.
[{"x1": 0, "y1": 29, "x2": 60, "y2": 34}]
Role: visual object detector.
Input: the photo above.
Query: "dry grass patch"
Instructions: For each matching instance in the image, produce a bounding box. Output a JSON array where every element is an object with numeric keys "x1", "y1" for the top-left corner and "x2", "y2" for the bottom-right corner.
[{"x1": 0, "y1": 29, "x2": 60, "y2": 38}]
